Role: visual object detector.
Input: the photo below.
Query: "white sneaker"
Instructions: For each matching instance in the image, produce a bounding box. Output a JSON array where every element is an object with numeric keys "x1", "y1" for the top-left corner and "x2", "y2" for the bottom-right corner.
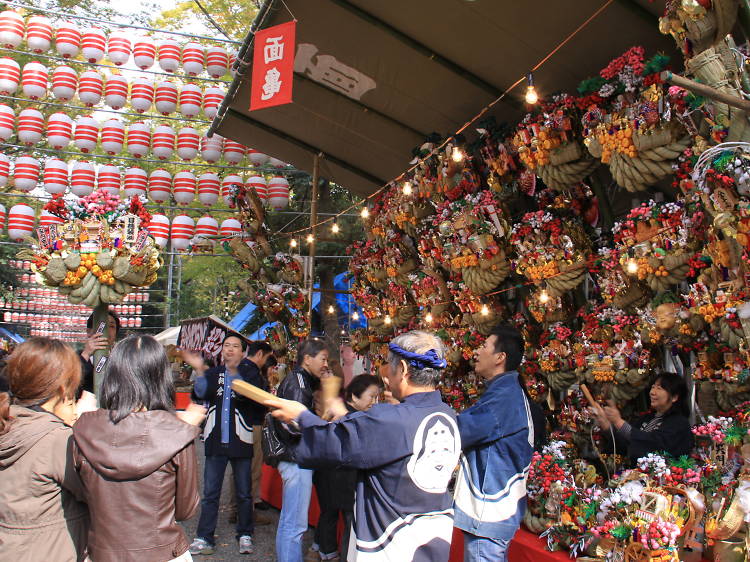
[
  {"x1": 189, "y1": 538, "x2": 214, "y2": 555},
  {"x1": 239, "y1": 535, "x2": 253, "y2": 555}
]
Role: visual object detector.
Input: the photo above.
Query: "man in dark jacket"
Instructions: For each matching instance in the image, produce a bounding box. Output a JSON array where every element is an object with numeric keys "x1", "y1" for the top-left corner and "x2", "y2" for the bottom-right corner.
[{"x1": 187, "y1": 334, "x2": 265, "y2": 556}]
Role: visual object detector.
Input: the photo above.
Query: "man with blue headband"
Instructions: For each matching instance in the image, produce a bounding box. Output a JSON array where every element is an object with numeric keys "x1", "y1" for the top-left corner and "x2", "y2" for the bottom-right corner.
[{"x1": 267, "y1": 330, "x2": 461, "y2": 562}]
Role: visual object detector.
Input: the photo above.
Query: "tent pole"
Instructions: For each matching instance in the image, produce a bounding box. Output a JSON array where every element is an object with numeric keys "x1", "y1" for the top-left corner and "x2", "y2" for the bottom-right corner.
[
  {"x1": 165, "y1": 248, "x2": 175, "y2": 329},
  {"x1": 307, "y1": 154, "x2": 321, "y2": 323}
]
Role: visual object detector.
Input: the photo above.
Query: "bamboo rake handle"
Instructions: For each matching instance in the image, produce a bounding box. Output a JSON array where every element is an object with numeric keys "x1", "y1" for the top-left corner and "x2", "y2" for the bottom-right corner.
[
  {"x1": 231, "y1": 379, "x2": 276, "y2": 404},
  {"x1": 661, "y1": 70, "x2": 750, "y2": 113}
]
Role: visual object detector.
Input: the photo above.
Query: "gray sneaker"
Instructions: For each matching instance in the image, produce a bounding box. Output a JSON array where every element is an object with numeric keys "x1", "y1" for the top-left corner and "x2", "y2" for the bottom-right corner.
[
  {"x1": 189, "y1": 538, "x2": 215, "y2": 556},
  {"x1": 239, "y1": 535, "x2": 253, "y2": 555}
]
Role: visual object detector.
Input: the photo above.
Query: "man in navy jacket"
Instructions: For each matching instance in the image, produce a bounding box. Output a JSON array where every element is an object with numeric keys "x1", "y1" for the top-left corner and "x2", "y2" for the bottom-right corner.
[{"x1": 453, "y1": 324, "x2": 534, "y2": 562}]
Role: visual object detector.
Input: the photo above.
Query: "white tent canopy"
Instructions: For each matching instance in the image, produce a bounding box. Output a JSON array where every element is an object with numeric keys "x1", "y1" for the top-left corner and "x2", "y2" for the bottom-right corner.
[{"x1": 153, "y1": 326, "x2": 180, "y2": 346}]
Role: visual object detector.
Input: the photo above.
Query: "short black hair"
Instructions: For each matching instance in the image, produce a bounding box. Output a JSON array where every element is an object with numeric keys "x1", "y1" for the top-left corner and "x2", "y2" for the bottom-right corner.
[
  {"x1": 488, "y1": 324, "x2": 524, "y2": 371},
  {"x1": 100, "y1": 335, "x2": 173, "y2": 424},
  {"x1": 86, "y1": 310, "x2": 121, "y2": 335},
  {"x1": 345, "y1": 374, "x2": 383, "y2": 402},
  {"x1": 296, "y1": 338, "x2": 328, "y2": 367},
  {"x1": 247, "y1": 341, "x2": 273, "y2": 357},
  {"x1": 223, "y1": 333, "x2": 247, "y2": 351},
  {"x1": 655, "y1": 372, "x2": 690, "y2": 417}
]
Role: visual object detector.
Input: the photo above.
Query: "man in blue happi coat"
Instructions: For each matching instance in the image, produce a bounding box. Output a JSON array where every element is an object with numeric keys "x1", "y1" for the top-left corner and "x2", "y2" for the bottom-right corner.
[{"x1": 267, "y1": 330, "x2": 461, "y2": 562}]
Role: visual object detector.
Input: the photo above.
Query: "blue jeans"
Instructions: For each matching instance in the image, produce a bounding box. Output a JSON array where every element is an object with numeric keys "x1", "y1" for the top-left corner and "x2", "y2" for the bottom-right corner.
[
  {"x1": 196, "y1": 455, "x2": 253, "y2": 545},
  {"x1": 276, "y1": 461, "x2": 313, "y2": 562},
  {"x1": 463, "y1": 531, "x2": 511, "y2": 562}
]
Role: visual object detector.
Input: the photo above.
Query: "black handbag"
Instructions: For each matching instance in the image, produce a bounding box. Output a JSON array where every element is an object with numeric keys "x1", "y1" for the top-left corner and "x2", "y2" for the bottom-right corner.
[{"x1": 261, "y1": 412, "x2": 286, "y2": 467}]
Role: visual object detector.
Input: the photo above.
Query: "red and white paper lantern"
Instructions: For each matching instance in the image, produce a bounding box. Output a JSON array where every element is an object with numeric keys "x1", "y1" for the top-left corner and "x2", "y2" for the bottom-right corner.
[
  {"x1": 172, "y1": 171, "x2": 196, "y2": 205},
  {"x1": 77, "y1": 69, "x2": 103, "y2": 106},
  {"x1": 245, "y1": 174, "x2": 267, "y2": 201},
  {"x1": 151, "y1": 124, "x2": 175, "y2": 160},
  {"x1": 104, "y1": 73, "x2": 128, "y2": 109},
  {"x1": 0, "y1": 153, "x2": 9, "y2": 187},
  {"x1": 170, "y1": 214, "x2": 194, "y2": 250},
  {"x1": 146, "y1": 213, "x2": 169, "y2": 247},
  {"x1": 46, "y1": 112, "x2": 73, "y2": 149},
  {"x1": 200, "y1": 134, "x2": 222, "y2": 163},
  {"x1": 202, "y1": 86, "x2": 224, "y2": 119},
  {"x1": 268, "y1": 157, "x2": 287, "y2": 168},
  {"x1": 74, "y1": 115, "x2": 99, "y2": 153},
  {"x1": 148, "y1": 169, "x2": 172, "y2": 203},
  {"x1": 181, "y1": 42, "x2": 204, "y2": 76},
  {"x1": 100, "y1": 118, "x2": 125, "y2": 154},
  {"x1": 17, "y1": 107, "x2": 44, "y2": 146},
  {"x1": 229, "y1": 50, "x2": 237, "y2": 76},
  {"x1": 126, "y1": 122, "x2": 150, "y2": 158},
  {"x1": 97, "y1": 164, "x2": 121, "y2": 195},
  {"x1": 222, "y1": 174, "x2": 243, "y2": 206},
  {"x1": 55, "y1": 21, "x2": 81, "y2": 59},
  {"x1": 157, "y1": 39, "x2": 180, "y2": 73},
  {"x1": 124, "y1": 166, "x2": 148, "y2": 198},
  {"x1": 197, "y1": 172, "x2": 220, "y2": 206},
  {"x1": 7, "y1": 204, "x2": 35, "y2": 241},
  {"x1": 81, "y1": 26, "x2": 106, "y2": 64},
  {"x1": 13, "y1": 155, "x2": 40, "y2": 192},
  {"x1": 247, "y1": 148, "x2": 269, "y2": 167},
  {"x1": 206, "y1": 46, "x2": 229, "y2": 78},
  {"x1": 130, "y1": 77, "x2": 154, "y2": 113},
  {"x1": 223, "y1": 140, "x2": 245, "y2": 165},
  {"x1": 51, "y1": 65, "x2": 77, "y2": 101},
  {"x1": 219, "y1": 217, "x2": 242, "y2": 237},
  {"x1": 25, "y1": 14, "x2": 52, "y2": 53},
  {"x1": 21, "y1": 61, "x2": 48, "y2": 99},
  {"x1": 154, "y1": 80, "x2": 178, "y2": 115},
  {"x1": 43, "y1": 157, "x2": 68, "y2": 195},
  {"x1": 195, "y1": 215, "x2": 219, "y2": 239},
  {"x1": 0, "y1": 103, "x2": 15, "y2": 140},
  {"x1": 0, "y1": 11, "x2": 24, "y2": 49},
  {"x1": 0, "y1": 203, "x2": 5, "y2": 230},
  {"x1": 39, "y1": 209, "x2": 65, "y2": 227},
  {"x1": 133, "y1": 37, "x2": 156, "y2": 70},
  {"x1": 178, "y1": 83, "x2": 202, "y2": 117},
  {"x1": 267, "y1": 175, "x2": 290, "y2": 209},
  {"x1": 107, "y1": 30, "x2": 131, "y2": 66},
  {"x1": 70, "y1": 160, "x2": 96, "y2": 196},
  {"x1": 176, "y1": 127, "x2": 199, "y2": 161},
  {"x1": 0, "y1": 57, "x2": 20, "y2": 95}
]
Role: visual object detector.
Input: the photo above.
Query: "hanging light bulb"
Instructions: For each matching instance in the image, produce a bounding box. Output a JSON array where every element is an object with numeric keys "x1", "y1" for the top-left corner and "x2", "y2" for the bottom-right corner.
[
  {"x1": 402, "y1": 181, "x2": 412, "y2": 195},
  {"x1": 539, "y1": 289, "x2": 550, "y2": 304},
  {"x1": 626, "y1": 258, "x2": 639, "y2": 274},
  {"x1": 327, "y1": 304, "x2": 335, "y2": 314},
  {"x1": 361, "y1": 207, "x2": 369, "y2": 219},
  {"x1": 352, "y1": 311, "x2": 359, "y2": 321},
  {"x1": 425, "y1": 312, "x2": 433, "y2": 324},
  {"x1": 289, "y1": 238, "x2": 297, "y2": 248},
  {"x1": 451, "y1": 146, "x2": 464, "y2": 162},
  {"x1": 331, "y1": 221, "x2": 340, "y2": 234},
  {"x1": 341, "y1": 329, "x2": 346, "y2": 335},
  {"x1": 480, "y1": 304, "x2": 489, "y2": 316},
  {"x1": 384, "y1": 314, "x2": 392, "y2": 325},
  {"x1": 306, "y1": 233, "x2": 314, "y2": 243},
  {"x1": 525, "y1": 73, "x2": 538, "y2": 105}
]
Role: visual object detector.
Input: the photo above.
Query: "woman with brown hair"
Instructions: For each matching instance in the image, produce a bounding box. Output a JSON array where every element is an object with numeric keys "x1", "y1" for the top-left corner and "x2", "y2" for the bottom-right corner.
[{"x1": 0, "y1": 337, "x2": 89, "y2": 561}]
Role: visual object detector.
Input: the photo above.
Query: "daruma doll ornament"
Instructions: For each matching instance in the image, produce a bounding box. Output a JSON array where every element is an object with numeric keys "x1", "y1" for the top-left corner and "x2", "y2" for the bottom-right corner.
[
  {"x1": 197, "y1": 172, "x2": 220, "y2": 206},
  {"x1": 151, "y1": 124, "x2": 175, "y2": 160},
  {"x1": 148, "y1": 169, "x2": 172, "y2": 203},
  {"x1": 154, "y1": 80, "x2": 178, "y2": 115},
  {"x1": 267, "y1": 176, "x2": 290, "y2": 210},
  {"x1": 245, "y1": 174, "x2": 267, "y2": 201},
  {"x1": 133, "y1": 36, "x2": 156, "y2": 70},
  {"x1": 200, "y1": 134, "x2": 223, "y2": 163},
  {"x1": 21, "y1": 61, "x2": 48, "y2": 100},
  {"x1": 73, "y1": 115, "x2": 99, "y2": 153},
  {"x1": 97, "y1": 164, "x2": 121, "y2": 195},
  {"x1": 177, "y1": 127, "x2": 200, "y2": 161},
  {"x1": 223, "y1": 140, "x2": 246, "y2": 165},
  {"x1": 40, "y1": 209, "x2": 65, "y2": 227},
  {"x1": 46, "y1": 112, "x2": 73, "y2": 149},
  {"x1": 0, "y1": 153, "x2": 9, "y2": 187},
  {"x1": 0, "y1": 57, "x2": 20, "y2": 95},
  {"x1": 100, "y1": 118, "x2": 125, "y2": 154},
  {"x1": 17, "y1": 108, "x2": 44, "y2": 146},
  {"x1": 170, "y1": 215, "x2": 194, "y2": 250},
  {"x1": 107, "y1": 30, "x2": 131, "y2": 66},
  {"x1": 124, "y1": 166, "x2": 148, "y2": 198},
  {"x1": 130, "y1": 77, "x2": 154, "y2": 113},
  {"x1": 126, "y1": 122, "x2": 151, "y2": 158},
  {"x1": 202, "y1": 86, "x2": 224, "y2": 119},
  {"x1": 77, "y1": 70, "x2": 103, "y2": 107},
  {"x1": 42, "y1": 157, "x2": 68, "y2": 195},
  {"x1": 51, "y1": 65, "x2": 77, "y2": 101},
  {"x1": 81, "y1": 26, "x2": 106, "y2": 64},
  {"x1": 247, "y1": 149, "x2": 269, "y2": 167},
  {"x1": 195, "y1": 215, "x2": 219, "y2": 239},
  {"x1": 178, "y1": 83, "x2": 202, "y2": 117},
  {"x1": 173, "y1": 171, "x2": 196, "y2": 205},
  {"x1": 0, "y1": 103, "x2": 15, "y2": 140},
  {"x1": 0, "y1": 10, "x2": 24, "y2": 49},
  {"x1": 181, "y1": 42, "x2": 204, "y2": 76},
  {"x1": 146, "y1": 213, "x2": 169, "y2": 247},
  {"x1": 13, "y1": 155, "x2": 41, "y2": 192},
  {"x1": 222, "y1": 174, "x2": 243, "y2": 206},
  {"x1": 55, "y1": 21, "x2": 81, "y2": 59},
  {"x1": 219, "y1": 218, "x2": 242, "y2": 237},
  {"x1": 206, "y1": 46, "x2": 229, "y2": 78},
  {"x1": 25, "y1": 15, "x2": 52, "y2": 54},
  {"x1": 157, "y1": 39, "x2": 180, "y2": 73},
  {"x1": 70, "y1": 160, "x2": 96, "y2": 196},
  {"x1": 7, "y1": 204, "x2": 35, "y2": 241},
  {"x1": 104, "y1": 73, "x2": 128, "y2": 109}
]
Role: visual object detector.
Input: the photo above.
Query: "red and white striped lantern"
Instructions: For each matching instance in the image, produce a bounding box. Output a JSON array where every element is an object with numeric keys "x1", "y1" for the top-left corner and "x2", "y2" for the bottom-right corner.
[
  {"x1": 70, "y1": 160, "x2": 96, "y2": 196},
  {"x1": 0, "y1": 153, "x2": 9, "y2": 187},
  {"x1": 21, "y1": 61, "x2": 48, "y2": 100},
  {"x1": 43, "y1": 157, "x2": 68, "y2": 195},
  {"x1": 0, "y1": 11, "x2": 24, "y2": 49},
  {"x1": 0, "y1": 203, "x2": 5, "y2": 230},
  {"x1": 151, "y1": 124, "x2": 175, "y2": 160},
  {"x1": 0, "y1": 57, "x2": 19, "y2": 95},
  {"x1": 200, "y1": 134, "x2": 223, "y2": 163},
  {"x1": 223, "y1": 140, "x2": 246, "y2": 165},
  {"x1": 178, "y1": 83, "x2": 202, "y2": 117},
  {"x1": 7, "y1": 204, "x2": 35, "y2": 241},
  {"x1": 25, "y1": 14, "x2": 52, "y2": 53},
  {"x1": 104, "y1": 73, "x2": 128, "y2": 109},
  {"x1": 206, "y1": 46, "x2": 229, "y2": 78},
  {"x1": 100, "y1": 118, "x2": 125, "y2": 154},
  {"x1": 146, "y1": 213, "x2": 170, "y2": 247},
  {"x1": 202, "y1": 85, "x2": 224, "y2": 119},
  {"x1": 154, "y1": 80, "x2": 178, "y2": 115},
  {"x1": 124, "y1": 166, "x2": 148, "y2": 198},
  {"x1": 181, "y1": 42, "x2": 204, "y2": 76},
  {"x1": 17, "y1": 107, "x2": 44, "y2": 146},
  {"x1": 268, "y1": 157, "x2": 287, "y2": 168},
  {"x1": 107, "y1": 30, "x2": 131, "y2": 66},
  {"x1": 197, "y1": 172, "x2": 220, "y2": 206},
  {"x1": 74, "y1": 115, "x2": 99, "y2": 153},
  {"x1": 222, "y1": 174, "x2": 243, "y2": 206},
  {"x1": 130, "y1": 77, "x2": 154, "y2": 113},
  {"x1": 133, "y1": 37, "x2": 156, "y2": 70},
  {"x1": 148, "y1": 169, "x2": 172, "y2": 203},
  {"x1": 245, "y1": 174, "x2": 267, "y2": 201},
  {"x1": 219, "y1": 217, "x2": 242, "y2": 237},
  {"x1": 39, "y1": 209, "x2": 65, "y2": 227},
  {"x1": 267, "y1": 175, "x2": 290, "y2": 209},
  {"x1": 55, "y1": 21, "x2": 81, "y2": 59},
  {"x1": 51, "y1": 65, "x2": 77, "y2": 101},
  {"x1": 97, "y1": 164, "x2": 121, "y2": 195},
  {"x1": 170, "y1": 214, "x2": 194, "y2": 250},
  {"x1": 176, "y1": 127, "x2": 199, "y2": 161},
  {"x1": 46, "y1": 112, "x2": 73, "y2": 149},
  {"x1": 247, "y1": 148, "x2": 269, "y2": 166},
  {"x1": 77, "y1": 69, "x2": 103, "y2": 107},
  {"x1": 173, "y1": 171, "x2": 196, "y2": 205},
  {"x1": 81, "y1": 26, "x2": 106, "y2": 64},
  {"x1": 157, "y1": 38, "x2": 180, "y2": 73},
  {"x1": 126, "y1": 122, "x2": 150, "y2": 158},
  {"x1": 13, "y1": 155, "x2": 40, "y2": 192},
  {"x1": 0, "y1": 103, "x2": 15, "y2": 140},
  {"x1": 195, "y1": 215, "x2": 219, "y2": 239},
  {"x1": 229, "y1": 50, "x2": 237, "y2": 76}
]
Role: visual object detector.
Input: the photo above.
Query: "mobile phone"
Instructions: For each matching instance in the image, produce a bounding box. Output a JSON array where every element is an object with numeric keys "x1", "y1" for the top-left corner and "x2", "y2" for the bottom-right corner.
[{"x1": 95, "y1": 320, "x2": 106, "y2": 336}]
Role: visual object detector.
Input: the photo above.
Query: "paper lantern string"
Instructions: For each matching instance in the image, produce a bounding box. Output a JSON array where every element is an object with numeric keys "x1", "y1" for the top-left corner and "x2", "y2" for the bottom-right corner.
[{"x1": 388, "y1": 342, "x2": 448, "y2": 370}]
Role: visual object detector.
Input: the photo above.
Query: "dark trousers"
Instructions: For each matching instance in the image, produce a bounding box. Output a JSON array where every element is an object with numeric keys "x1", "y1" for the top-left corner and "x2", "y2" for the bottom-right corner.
[
  {"x1": 314, "y1": 468, "x2": 354, "y2": 557},
  {"x1": 196, "y1": 455, "x2": 254, "y2": 545},
  {"x1": 315, "y1": 508, "x2": 353, "y2": 558}
]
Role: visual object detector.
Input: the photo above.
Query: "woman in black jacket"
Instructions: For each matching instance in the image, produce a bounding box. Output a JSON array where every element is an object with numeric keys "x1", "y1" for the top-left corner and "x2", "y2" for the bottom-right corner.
[{"x1": 593, "y1": 371, "x2": 694, "y2": 463}]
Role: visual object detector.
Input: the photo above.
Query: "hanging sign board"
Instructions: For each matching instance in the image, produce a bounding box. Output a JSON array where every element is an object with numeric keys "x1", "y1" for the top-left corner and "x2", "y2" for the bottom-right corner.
[
  {"x1": 177, "y1": 315, "x2": 249, "y2": 364},
  {"x1": 250, "y1": 20, "x2": 296, "y2": 110}
]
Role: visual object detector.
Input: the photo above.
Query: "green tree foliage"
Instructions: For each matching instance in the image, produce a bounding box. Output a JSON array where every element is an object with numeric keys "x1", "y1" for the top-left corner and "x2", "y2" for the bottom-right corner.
[{"x1": 152, "y1": 0, "x2": 258, "y2": 43}]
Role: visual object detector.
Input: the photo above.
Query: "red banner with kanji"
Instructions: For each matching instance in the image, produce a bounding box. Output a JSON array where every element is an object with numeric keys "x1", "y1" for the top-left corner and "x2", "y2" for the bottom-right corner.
[{"x1": 250, "y1": 21, "x2": 296, "y2": 110}]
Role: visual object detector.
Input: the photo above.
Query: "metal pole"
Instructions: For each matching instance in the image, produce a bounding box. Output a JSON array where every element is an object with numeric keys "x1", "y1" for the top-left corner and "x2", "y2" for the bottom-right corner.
[
  {"x1": 164, "y1": 247, "x2": 175, "y2": 329},
  {"x1": 307, "y1": 154, "x2": 321, "y2": 322},
  {"x1": 175, "y1": 254, "x2": 183, "y2": 323}
]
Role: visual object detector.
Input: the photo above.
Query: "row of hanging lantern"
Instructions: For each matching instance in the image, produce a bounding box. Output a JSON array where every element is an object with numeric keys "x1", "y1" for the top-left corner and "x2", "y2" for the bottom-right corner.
[
  {"x1": 2, "y1": 296, "x2": 143, "y2": 315},
  {"x1": 0, "y1": 10, "x2": 237, "y2": 78},
  {"x1": 0, "y1": 60, "x2": 227, "y2": 118}
]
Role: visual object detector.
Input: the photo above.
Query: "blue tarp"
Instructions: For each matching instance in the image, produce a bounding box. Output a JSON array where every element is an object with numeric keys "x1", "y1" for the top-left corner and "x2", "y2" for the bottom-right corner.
[
  {"x1": 229, "y1": 301, "x2": 257, "y2": 332},
  {"x1": 0, "y1": 326, "x2": 24, "y2": 343}
]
